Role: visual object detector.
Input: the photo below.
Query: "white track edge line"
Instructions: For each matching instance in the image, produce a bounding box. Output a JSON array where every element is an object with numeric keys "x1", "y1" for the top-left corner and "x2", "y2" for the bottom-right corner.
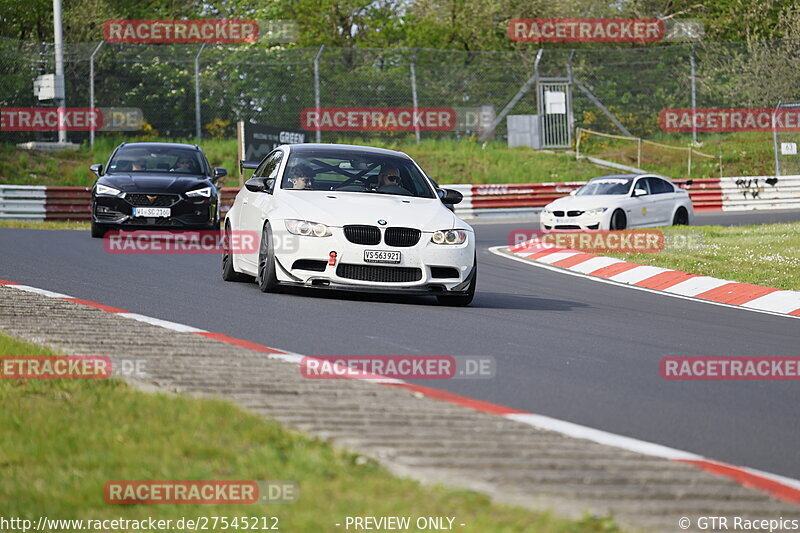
[
  {"x1": 10, "y1": 285, "x2": 74, "y2": 299},
  {"x1": 4, "y1": 281, "x2": 800, "y2": 496},
  {"x1": 489, "y1": 246, "x2": 800, "y2": 321}
]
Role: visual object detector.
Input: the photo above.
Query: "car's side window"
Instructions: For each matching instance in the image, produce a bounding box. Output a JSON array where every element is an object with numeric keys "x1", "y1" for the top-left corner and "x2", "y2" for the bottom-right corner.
[
  {"x1": 266, "y1": 152, "x2": 283, "y2": 180},
  {"x1": 254, "y1": 152, "x2": 279, "y2": 178},
  {"x1": 633, "y1": 178, "x2": 651, "y2": 195},
  {"x1": 651, "y1": 178, "x2": 674, "y2": 194}
]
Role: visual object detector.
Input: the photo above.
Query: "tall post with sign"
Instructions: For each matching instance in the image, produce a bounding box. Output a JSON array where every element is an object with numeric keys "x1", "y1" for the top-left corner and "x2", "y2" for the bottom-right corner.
[{"x1": 52, "y1": 0, "x2": 67, "y2": 144}]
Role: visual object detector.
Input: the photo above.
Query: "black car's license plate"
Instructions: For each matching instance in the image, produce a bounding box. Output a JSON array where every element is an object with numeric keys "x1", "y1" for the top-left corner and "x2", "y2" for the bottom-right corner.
[
  {"x1": 133, "y1": 207, "x2": 171, "y2": 218},
  {"x1": 364, "y1": 250, "x2": 401, "y2": 264}
]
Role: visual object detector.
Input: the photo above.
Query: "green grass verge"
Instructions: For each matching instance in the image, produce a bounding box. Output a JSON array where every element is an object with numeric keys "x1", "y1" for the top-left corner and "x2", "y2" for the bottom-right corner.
[
  {"x1": 0, "y1": 330, "x2": 621, "y2": 532},
  {"x1": 0, "y1": 136, "x2": 609, "y2": 188},
  {"x1": 0, "y1": 131, "x2": 782, "y2": 190},
  {"x1": 608, "y1": 222, "x2": 800, "y2": 291},
  {"x1": 0, "y1": 221, "x2": 89, "y2": 230},
  {"x1": 578, "y1": 131, "x2": 777, "y2": 179}
]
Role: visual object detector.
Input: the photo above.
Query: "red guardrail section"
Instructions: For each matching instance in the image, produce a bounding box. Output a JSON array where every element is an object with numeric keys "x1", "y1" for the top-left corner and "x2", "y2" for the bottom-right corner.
[
  {"x1": 42, "y1": 180, "x2": 722, "y2": 221},
  {"x1": 45, "y1": 187, "x2": 91, "y2": 220}
]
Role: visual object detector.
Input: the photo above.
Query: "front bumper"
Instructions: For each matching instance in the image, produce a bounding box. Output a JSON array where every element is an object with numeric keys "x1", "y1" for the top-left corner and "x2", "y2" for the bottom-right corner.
[
  {"x1": 540, "y1": 211, "x2": 607, "y2": 230},
  {"x1": 272, "y1": 225, "x2": 475, "y2": 293},
  {"x1": 93, "y1": 193, "x2": 219, "y2": 228}
]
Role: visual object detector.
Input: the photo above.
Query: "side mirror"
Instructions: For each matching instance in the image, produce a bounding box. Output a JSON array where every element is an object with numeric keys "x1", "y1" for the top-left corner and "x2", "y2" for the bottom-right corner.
[
  {"x1": 569, "y1": 189, "x2": 577, "y2": 196},
  {"x1": 244, "y1": 177, "x2": 267, "y2": 192},
  {"x1": 90, "y1": 163, "x2": 103, "y2": 177},
  {"x1": 633, "y1": 188, "x2": 648, "y2": 197},
  {"x1": 213, "y1": 167, "x2": 228, "y2": 181},
  {"x1": 437, "y1": 188, "x2": 463, "y2": 205},
  {"x1": 244, "y1": 177, "x2": 276, "y2": 194}
]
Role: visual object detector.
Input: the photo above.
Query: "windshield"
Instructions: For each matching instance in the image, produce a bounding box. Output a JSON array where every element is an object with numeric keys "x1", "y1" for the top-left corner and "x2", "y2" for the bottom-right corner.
[
  {"x1": 576, "y1": 178, "x2": 633, "y2": 196},
  {"x1": 281, "y1": 151, "x2": 436, "y2": 198},
  {"x1": 107, "y1": 146, "x2": 207, "y2": 175}
]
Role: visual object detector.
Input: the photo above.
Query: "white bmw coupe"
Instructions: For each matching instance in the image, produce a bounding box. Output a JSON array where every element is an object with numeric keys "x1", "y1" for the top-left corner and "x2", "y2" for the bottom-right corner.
[
  {"x1": 222, "y1": 144, "x2": 477, "y2": 306},
  {"x1": 540, "y1": 174, "x2": 694, "y2": 231}
]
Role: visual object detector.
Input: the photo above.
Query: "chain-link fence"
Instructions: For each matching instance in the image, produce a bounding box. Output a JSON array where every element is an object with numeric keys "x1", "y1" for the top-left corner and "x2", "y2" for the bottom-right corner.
[{"x1": 3, "y1": 36, "x2": 800, "y2": 146}]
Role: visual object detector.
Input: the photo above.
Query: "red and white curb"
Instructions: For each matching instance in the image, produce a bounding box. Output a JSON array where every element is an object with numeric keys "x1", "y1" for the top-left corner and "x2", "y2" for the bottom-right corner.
[
  {"x1": 493, "y1": 241, "x2": 800, "y2": 320},
  {"x1": 1, "y1": 277, "x2": 799, "y2": 506}
]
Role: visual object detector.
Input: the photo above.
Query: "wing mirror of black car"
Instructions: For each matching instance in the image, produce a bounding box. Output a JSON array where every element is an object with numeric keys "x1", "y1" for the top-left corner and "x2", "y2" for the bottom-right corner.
[
  {"x1": 437, "y1": 188, "x2": 463, "y2": 205},
  {"x1": 89, "y1": 163, "x2": 103, "y2": 177},
  {"x1": 213, "y1": 167, "x2": 228, "y2": 181}
]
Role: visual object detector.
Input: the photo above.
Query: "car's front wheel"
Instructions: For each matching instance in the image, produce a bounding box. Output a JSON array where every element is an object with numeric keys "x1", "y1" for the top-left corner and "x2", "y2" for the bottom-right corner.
[
  {"x1": 222, "y1": 221, "x2": 254, "y2": 282},
  {"x1": 257, "y1": 222, "x2": 279, "y2": 293},
  {"x1": 609, "y1": 209, "x2": 627, "y2": 230},
  {"x1": 437, "y1": 257, "x2": 476, "y2": 307},
  {"x1": 90, "y1": 219, "x2": 110, "y2": 239}
]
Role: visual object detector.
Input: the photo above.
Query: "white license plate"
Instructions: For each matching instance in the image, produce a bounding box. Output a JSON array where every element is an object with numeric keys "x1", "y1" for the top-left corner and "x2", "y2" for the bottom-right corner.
[
  {"x1": 554, "y1": 217, "x2": 571, "y2": 224},
  {"x1": 364, "y1": 250, "x2": 401, "y2": 264},
  {"x1": 133, "y1": 207, "x2": 171, "y2": 218}
]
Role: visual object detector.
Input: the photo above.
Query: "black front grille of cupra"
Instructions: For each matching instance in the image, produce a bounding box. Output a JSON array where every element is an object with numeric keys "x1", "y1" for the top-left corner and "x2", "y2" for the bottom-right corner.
[
  {"x1": 336, "y1": 264, "x2": 422, "y2": 283},
  {"x1": 344, "y1": 225, "x2": 381, "y2": 245},
  {"x1": 384, "y1": 227, "x2": 421, "y2": 247},
  {"x1": 125, "y1": 194, "x2": 178, "y2": 207}
]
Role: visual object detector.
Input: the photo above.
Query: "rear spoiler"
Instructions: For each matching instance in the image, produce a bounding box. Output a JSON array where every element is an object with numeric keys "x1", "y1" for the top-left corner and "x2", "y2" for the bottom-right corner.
[{"x1": 239, "y1": 160, "x2": 259, "y2": 173}]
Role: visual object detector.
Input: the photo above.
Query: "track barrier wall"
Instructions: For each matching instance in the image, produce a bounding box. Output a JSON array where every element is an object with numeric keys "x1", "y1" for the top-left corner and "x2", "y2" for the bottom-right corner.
[{"x1": 0, "y1": 176, "x2": 797, "y2": 222}]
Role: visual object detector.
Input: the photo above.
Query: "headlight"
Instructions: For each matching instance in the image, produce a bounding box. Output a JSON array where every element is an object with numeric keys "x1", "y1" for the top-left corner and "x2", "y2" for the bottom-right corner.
[
  {"x1": 542, "y1": 208, "x2": 552, "y2": 215},
  {"x1": 95, "y1": 184, "x2": 123, "y2": 197},
  {"x1": 186, "y1": 186, "x2": 212, "y2": 198},
  {"x1": 285, "y1": 219, "x2": 331, "y2": 237},
  {"x1": 585, "y1": 207, "x2": 608, "y2": 216},
  {"x1": 431, "y1": 229, "x2": 468, "y2": 245}
]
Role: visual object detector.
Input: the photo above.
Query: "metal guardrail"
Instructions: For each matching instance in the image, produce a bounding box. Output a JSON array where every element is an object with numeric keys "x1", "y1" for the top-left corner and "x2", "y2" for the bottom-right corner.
[{"x1": 1, "y1": 178, "x2": 797, "y2": 222}]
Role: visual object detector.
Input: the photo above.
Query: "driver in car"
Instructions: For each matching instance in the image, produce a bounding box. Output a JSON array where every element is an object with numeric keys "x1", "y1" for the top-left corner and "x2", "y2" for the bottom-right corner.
[
  {"x1": 376, "y1": 166, "x2": 403, "y2": 189},
  {"x1": 172, "y1": 157, "x2": 198, "y2": 173},
  {"x1": 287, "y1": 164, "x2": 316, "y2": 189}
]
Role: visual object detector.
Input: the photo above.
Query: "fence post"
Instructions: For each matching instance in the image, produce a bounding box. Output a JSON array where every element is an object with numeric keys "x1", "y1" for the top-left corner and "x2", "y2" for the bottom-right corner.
[
  {"x1": 687, "y1": 145, "x2": 692, "y2": 176},
  {"x1": 410, "y1": 48, "x2": 420, "y2": 144},
  {"x1": 637, "y1": 137, "x2": 642, "y2": 169},
  {"x1": 194, "y1": 43, "x2": 206, "y2": 140},
  {"x1": 575, "y1": 127, "x2": 581, "y2": 158},
  {"x1": 89, "y1": 40, "x2": 104, "y2": 149},
  {"x1": 53, "y1": 0, "x2": 67, "y2": 144},
  {"x1": 314, "y1": 45, "x2": 325, "y2": 143},
  {"x1": 690, "y1": 43, "x2": 697, "y2": 145}
]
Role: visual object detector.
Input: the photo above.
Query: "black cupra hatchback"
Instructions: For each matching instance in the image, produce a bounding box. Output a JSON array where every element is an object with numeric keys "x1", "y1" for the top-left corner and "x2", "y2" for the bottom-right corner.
[{"x1": 89, "y1": 142, "x2": 227, "y2": 237}]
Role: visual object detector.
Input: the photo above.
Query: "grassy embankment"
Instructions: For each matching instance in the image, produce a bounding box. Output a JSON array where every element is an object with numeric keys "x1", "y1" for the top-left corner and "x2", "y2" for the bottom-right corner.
[
  {"x1": 0, "y1": 330, "x2": 620, "y2": 532},
  {"x1": 608, "y1": 223, "x2": 800, "y2": 291}
]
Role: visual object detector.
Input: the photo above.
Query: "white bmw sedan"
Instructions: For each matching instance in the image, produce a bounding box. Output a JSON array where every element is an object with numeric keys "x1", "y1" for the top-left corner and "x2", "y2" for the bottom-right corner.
[
  {"x1": 222, "y1": 144, "x2": 477, "y2": 306},
  {"x1": 540, "y1": 174, "x2": 694, "y2": 231}
]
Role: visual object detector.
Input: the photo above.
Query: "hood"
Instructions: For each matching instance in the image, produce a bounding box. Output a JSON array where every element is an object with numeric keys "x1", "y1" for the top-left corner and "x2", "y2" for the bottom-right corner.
[
  {"x1": 99, "y1": 173, "x2": 212, "y2": 194},
  {"x1": 546, "y1": 195, "x2": 626, "y2": 210},
  {"x1": 276, "y1": 191, "x2": 458, "y2": 230}
]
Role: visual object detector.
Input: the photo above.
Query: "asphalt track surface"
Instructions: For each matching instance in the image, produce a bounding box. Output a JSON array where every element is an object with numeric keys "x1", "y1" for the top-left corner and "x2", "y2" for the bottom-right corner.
[{"x1": 1, "y1": 209, "x2": 799, "y2": 480}]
